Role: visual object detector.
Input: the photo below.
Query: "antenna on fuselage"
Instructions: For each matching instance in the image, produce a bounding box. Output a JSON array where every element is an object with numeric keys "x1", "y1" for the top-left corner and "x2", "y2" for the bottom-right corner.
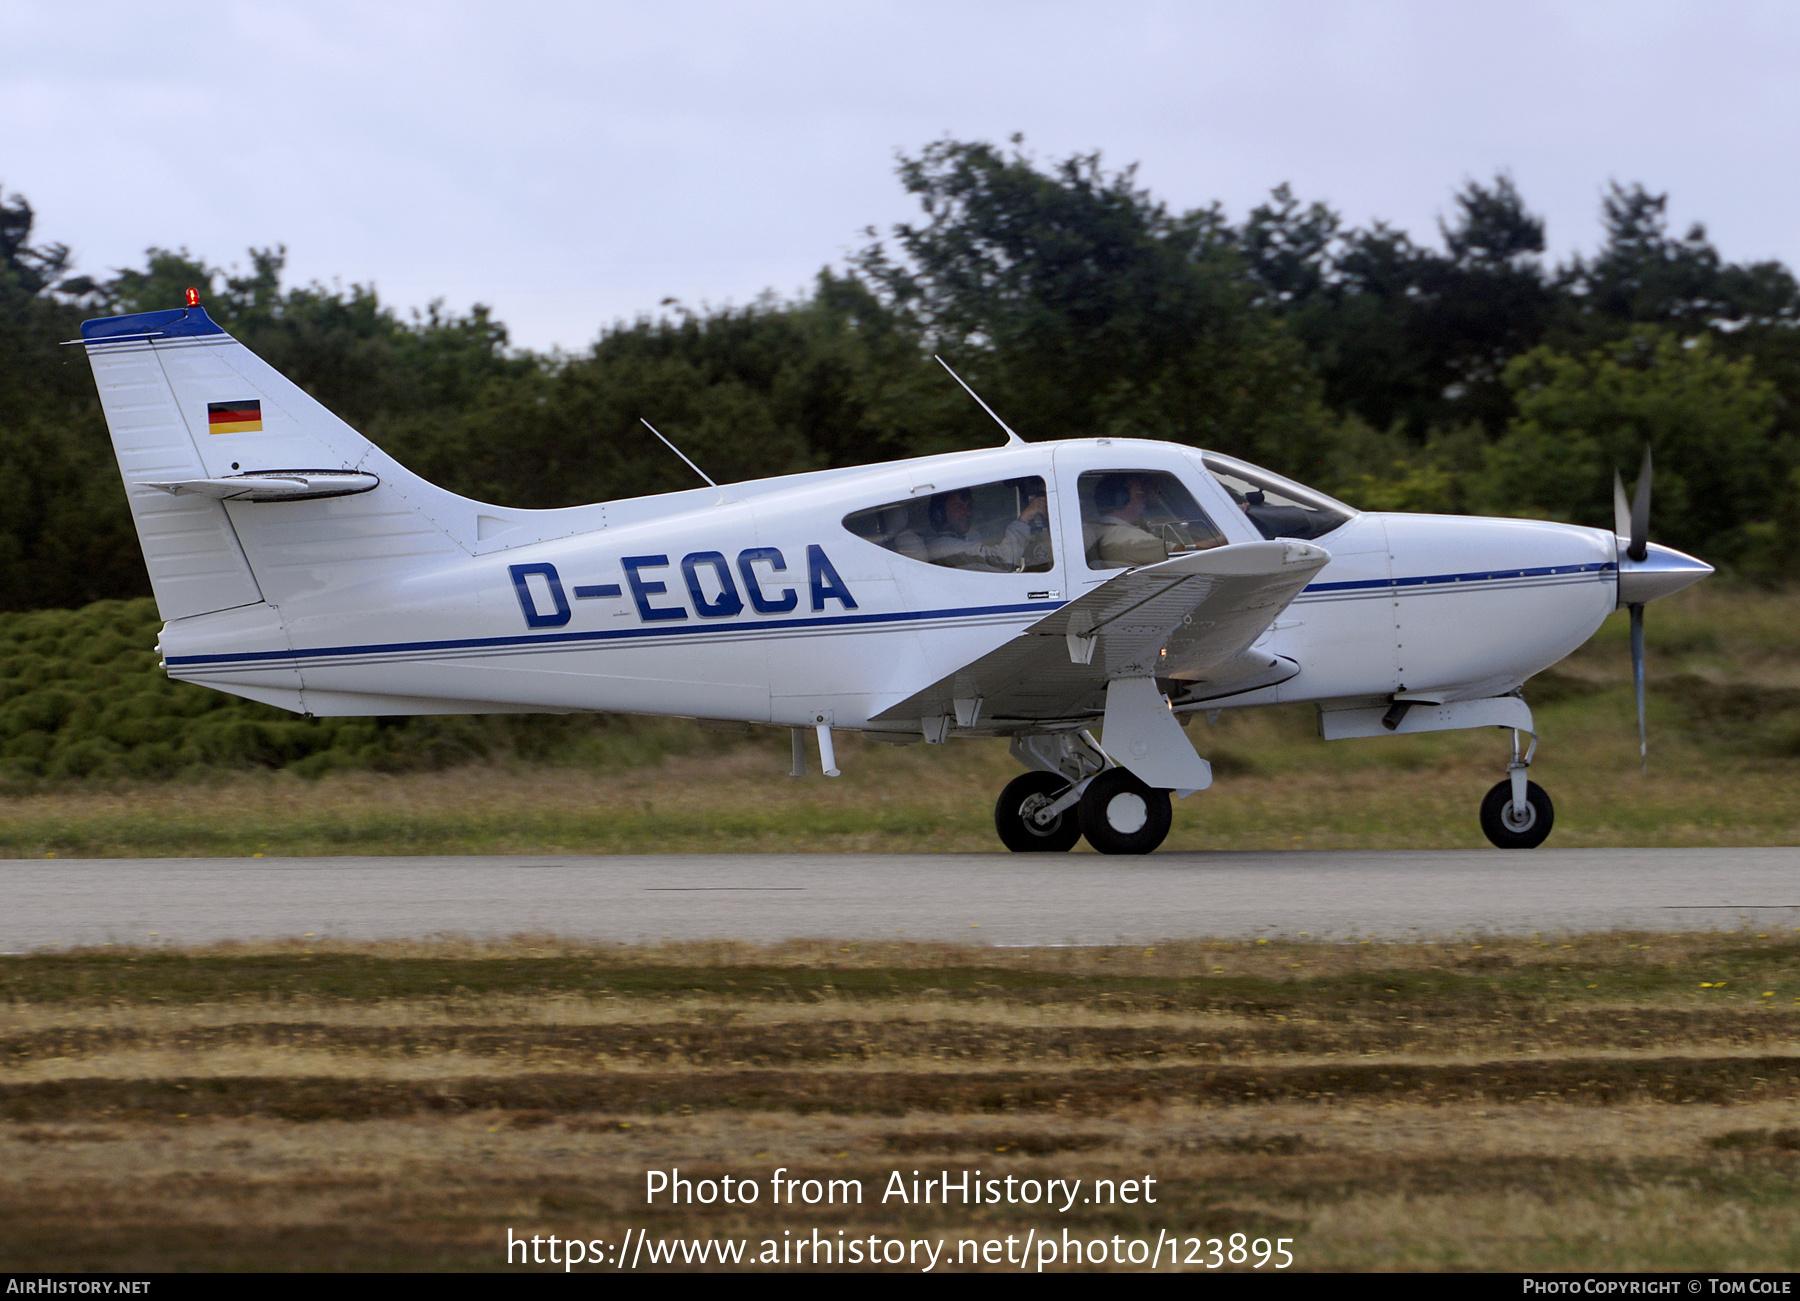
[
  {"x1": 934, "y1": 356, "x2": 1027, "y2": 447},
  {"x1": 640, "y1": 418, "x2": 728, "y2": 503}
]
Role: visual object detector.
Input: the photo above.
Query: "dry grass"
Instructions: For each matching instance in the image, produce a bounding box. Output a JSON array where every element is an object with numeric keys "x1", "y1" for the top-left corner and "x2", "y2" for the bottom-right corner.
[{"x1": 6, "y1": 934, "x2": 1800, "y2": 1271}]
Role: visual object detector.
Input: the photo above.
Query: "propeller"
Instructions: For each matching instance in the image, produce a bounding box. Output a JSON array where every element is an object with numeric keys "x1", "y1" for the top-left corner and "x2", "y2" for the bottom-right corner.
[
  {"x1": 1613, "y1": 445, "x2": 1651, "y2": 565},
  {"x1": 1612, "y1": 448, "x2": 1652, "y2": 772}
]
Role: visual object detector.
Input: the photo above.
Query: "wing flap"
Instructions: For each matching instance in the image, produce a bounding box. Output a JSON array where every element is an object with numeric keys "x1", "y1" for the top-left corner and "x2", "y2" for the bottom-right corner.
[{"x1": 873, "y1": 540, "x2": 1330, "y2": 728}]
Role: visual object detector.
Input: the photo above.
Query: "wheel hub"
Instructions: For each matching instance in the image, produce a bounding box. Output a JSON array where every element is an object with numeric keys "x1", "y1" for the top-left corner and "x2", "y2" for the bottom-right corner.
[
  {"x1": 1502, "y1": 800, "x2": 1537, "y2": 832},
  {"x1": 1105, "y1": 792, "x2": 1148, "y2": 834},
  {"x1": 1022, "y1": 795, "x2": 1058, "y2": 830}
]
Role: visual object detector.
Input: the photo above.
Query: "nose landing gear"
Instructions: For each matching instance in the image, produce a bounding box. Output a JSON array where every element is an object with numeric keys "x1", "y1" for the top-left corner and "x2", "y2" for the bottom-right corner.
[
  {"x1": 1480, "y1": 727, "x2": 1554, "y2": 849},
  {"x1": 1480, "y1": 779, "x2": 1554, "y2": 848}
]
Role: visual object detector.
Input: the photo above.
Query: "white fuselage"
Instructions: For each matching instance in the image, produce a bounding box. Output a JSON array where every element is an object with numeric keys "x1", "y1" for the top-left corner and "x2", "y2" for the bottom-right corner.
[{"x1": 158, "y1": 437, "x2": 1620, "y2": 734}]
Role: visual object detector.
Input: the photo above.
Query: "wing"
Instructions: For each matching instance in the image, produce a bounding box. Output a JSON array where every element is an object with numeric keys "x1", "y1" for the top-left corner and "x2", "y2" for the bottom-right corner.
[{"x1": 872, "y1": 539, "x2": 1331, "y2": 730}]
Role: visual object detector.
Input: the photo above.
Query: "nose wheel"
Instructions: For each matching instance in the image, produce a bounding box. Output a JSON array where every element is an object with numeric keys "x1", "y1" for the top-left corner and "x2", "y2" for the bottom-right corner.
[
  {"x1": 1479, "y1": 779, "x2": 1554, "y2": 849},
  {"x1": 1479, "y1": 726, "x2": 1553, "y2": 849}
]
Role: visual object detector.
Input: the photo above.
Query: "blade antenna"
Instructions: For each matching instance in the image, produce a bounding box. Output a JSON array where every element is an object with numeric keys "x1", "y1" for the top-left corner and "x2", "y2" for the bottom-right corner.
[
  {"x1": 641, "y1": 419, "x2": 727, "y2": 503},
  {"x1": 934, "y1": 356, "x2": 1027, "y2": 447}
]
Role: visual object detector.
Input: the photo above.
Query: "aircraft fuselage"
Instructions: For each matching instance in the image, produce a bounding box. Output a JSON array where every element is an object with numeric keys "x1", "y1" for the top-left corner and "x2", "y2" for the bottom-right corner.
[{"x1": 159, "y1": 437, "x2": 1620, "y2": 735}]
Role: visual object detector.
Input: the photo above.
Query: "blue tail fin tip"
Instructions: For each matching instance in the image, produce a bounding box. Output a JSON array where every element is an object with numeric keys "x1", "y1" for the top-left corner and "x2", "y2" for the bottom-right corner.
[{"x1": 81, "y1": 306, "x2": 226, "y2": 341}]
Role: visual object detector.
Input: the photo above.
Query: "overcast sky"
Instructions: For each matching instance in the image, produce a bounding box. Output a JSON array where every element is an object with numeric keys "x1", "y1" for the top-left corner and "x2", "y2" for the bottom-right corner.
[{"x1": 7, "y1": 0, "x2": 1800, "y2": 353}]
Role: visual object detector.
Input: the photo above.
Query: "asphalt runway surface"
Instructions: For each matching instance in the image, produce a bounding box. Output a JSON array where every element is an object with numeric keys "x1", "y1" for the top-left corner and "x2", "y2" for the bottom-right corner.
[{"x1": 6, "y1": 848, "x2": 1800, "y2": 951}]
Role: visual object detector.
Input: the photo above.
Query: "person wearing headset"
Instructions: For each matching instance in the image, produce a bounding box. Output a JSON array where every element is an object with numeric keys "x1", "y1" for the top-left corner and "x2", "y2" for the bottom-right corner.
[
  {"x1": 1087, "y1": 473, "x2": 1170, "y2": 568},
  {"x1": 923, "y1": 484, "x2": 1048, "y2": 571}
]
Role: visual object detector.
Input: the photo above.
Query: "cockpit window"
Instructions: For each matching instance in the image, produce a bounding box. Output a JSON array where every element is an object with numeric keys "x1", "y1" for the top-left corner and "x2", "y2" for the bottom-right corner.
[
  {"x1": 1200, "y1": 453, "x2": 1355, "y2": 541},
  {"x1": 1078, "y1": 470, "x2": 1226, "y2": 570},
  {"x1": 843, "y1": 476, "x2": 1054, "y2": 573}
]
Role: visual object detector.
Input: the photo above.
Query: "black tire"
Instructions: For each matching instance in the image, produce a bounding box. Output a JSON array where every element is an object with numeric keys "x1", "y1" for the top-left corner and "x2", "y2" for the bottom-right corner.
[
  {"x1": 994, "y1": 771, "x2": 1082, "y2": 853},
  {"x1": 1479, "y1": 779, "x2": 1554, "y2": 849},
  {"x1": 1078, "y1": 767, "x2": 1173, "y2": 855}
]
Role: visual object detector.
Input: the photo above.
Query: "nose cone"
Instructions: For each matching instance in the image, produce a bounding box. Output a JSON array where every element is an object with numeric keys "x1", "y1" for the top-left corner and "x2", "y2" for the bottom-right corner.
[{"x1": 1616, "y1": 541, "x2": 1713, "y2": 607}]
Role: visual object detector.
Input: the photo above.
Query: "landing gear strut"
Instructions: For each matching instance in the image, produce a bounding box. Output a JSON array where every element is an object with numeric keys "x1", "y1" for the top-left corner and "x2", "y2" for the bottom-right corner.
[{"x1": 1480, "y1": 727, "x2": 1554, "y2": 849}]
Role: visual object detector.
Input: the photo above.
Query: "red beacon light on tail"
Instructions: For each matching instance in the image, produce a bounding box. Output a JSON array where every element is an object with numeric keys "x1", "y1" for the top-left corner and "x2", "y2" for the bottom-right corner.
[{"x1": 184, "y1": 287, "x2": 200, "y2": 307}]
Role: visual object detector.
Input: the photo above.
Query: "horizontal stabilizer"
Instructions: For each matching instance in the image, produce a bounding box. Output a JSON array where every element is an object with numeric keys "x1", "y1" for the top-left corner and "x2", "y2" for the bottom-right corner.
[{"x1": 137, "y1": 470, "x2": 380, "y2": 502}]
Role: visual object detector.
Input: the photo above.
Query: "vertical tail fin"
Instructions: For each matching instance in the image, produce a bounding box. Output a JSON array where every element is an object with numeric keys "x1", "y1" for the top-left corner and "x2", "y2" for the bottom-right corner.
[{"x1": 81, "y1": 305, "x2": 470, "y2": 619}]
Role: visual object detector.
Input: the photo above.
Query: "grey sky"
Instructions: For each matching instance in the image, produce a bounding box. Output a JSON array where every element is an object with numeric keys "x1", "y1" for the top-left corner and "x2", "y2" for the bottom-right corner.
[{"x1": 7, "y1": 0, "x2": 1799, "y2": 352}]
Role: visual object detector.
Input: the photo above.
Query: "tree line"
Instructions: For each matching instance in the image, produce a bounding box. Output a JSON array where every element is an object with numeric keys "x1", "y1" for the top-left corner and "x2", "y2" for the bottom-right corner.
[{"x1": 4, "y1": 138, "x2": 1798, "y2": 614}]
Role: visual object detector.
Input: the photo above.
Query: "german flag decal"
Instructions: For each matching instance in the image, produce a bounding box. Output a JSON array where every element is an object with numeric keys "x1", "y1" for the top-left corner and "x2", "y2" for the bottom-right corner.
[{"x1": 207, "y1": 400, "x2": 262, "y2": 434}]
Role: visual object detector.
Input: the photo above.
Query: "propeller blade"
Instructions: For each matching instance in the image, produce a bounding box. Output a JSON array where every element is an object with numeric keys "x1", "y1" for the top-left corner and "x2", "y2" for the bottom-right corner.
[
  {"x1": 1628, "y1": 446, "x2": 1651, "y2": 563},
  {"x1": 1613, "y1": 469, "x2": 1631, "y2": 543},
  {"x1": 1630, "y1": 601, "x2": 1647, "y2": 774}
]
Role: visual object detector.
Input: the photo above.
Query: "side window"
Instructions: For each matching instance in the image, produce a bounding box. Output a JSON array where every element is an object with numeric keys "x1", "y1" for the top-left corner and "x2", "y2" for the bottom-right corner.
[
  {"x1": 1079, "y1": 471, "x2": 1226, "y2": 570},
  {"x1": 843, "y1": 477, "x2": 1053, "y2": 573}
]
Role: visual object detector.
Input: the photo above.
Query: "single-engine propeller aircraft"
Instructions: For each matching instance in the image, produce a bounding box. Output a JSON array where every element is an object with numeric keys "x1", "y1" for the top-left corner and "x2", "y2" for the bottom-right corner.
[{"x1": 77, "y1": 298, "x2": 1712, "y2": 853}]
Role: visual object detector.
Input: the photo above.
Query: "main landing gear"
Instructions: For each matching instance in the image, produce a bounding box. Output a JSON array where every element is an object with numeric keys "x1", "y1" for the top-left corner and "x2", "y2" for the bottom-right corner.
[
  {"x1": 993, "y1": 767, "x2": 1174, "y2": 855},
  {"x1": 993, "y1": 733, "x2": 1175, "y2": 855},
  {"x1": 994, "y1": 771, "x2": 1083, "y2": 853},
  {"x1": 1478, "y1": 727, "x2": 1554, "y2": 849},
  {"x1": 1077, "y1": 767, "x2": 1172, "y2": 855}
]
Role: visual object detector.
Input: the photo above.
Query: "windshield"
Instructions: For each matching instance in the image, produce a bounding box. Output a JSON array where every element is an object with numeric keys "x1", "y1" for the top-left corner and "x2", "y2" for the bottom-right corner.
[{"x1": 1198, "y1": 453, "x2": 1356, "y2": 541}]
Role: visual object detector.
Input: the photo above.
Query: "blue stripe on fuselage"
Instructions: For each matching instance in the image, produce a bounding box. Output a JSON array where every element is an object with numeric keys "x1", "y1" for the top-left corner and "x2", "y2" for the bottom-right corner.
[
  {"x1": 164, "y1": 601, "x2": 1062, "y2": 668},
  {"x1": 1300, "y1": 560, "x2": 1613, "y2": 594},
  {"x1": 163, "y1": 561, "x2": 1615, "y2": 670}
]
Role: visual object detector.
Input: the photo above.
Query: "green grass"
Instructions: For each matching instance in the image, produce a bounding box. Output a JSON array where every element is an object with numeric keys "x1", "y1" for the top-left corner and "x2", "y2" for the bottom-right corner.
[
  {"x1": 0, "y1": 597, "x2": 752, "y2": 786},
  {"x1": 0, "y1": 584, "x2": 1793, "y2": 854}
]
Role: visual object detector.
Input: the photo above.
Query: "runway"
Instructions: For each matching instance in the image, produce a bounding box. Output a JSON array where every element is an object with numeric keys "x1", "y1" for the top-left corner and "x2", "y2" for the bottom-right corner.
[{"x1": 6, "y1": 847, "x2": 1800, "y2": 951}]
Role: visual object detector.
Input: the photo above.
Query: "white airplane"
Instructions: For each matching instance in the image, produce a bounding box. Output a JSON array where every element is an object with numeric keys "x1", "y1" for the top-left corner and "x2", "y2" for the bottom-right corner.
[{"x1": 78, "y1": 297, "x2": 1712, "y2": 854}]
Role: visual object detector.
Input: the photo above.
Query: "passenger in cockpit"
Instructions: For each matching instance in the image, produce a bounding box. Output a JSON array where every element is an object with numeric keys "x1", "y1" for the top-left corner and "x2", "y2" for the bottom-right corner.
[
  {"x1": 871, "y1": 504, "x2": 926, "y2": 562},
  {"x1": 923, "y1": 486, "x2": 1046, "y2": 572}
]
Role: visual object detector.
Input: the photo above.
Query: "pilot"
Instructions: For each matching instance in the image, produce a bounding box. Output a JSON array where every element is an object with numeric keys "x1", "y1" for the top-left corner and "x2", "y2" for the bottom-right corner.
[
  {"x1": 1088, "y1": 474, "x2": 1171, "y2": 568},
  {"x1": 924, "y1": 486, "x2": 1047, "y2": 571}
]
